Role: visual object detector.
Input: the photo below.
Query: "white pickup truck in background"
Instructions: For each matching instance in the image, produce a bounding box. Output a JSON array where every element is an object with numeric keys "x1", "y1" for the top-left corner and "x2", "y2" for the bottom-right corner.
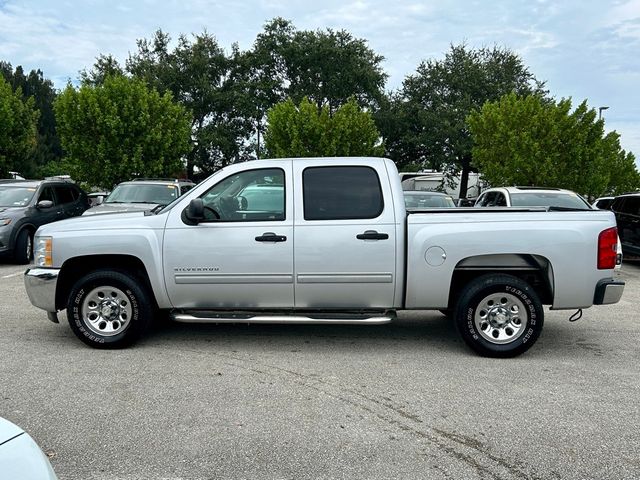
[{"x1": 24, "y1": 157, "x2": 624, "y2": 357}]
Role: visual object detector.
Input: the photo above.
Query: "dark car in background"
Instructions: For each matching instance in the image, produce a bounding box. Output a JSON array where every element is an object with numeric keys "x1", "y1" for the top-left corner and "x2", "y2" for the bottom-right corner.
[
  {"x1": 83, "y1": 178, "x2": 195, "y2": 216},
  {"x1": 611, "y1": 193, "x2": 640, "y2": 256},
  {"x1": 0, "y1": 179, "x2": 88, "y2": 263}
]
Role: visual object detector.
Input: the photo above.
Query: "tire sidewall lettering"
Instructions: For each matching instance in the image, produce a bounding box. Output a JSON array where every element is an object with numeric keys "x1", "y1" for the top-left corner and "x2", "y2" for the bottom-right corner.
[
  {"x1": 70, "y1": 280, "x2": 138, "y2": 346},
  {"x1": 456, "y1": 276, "x2": 544, "y2": 356}
]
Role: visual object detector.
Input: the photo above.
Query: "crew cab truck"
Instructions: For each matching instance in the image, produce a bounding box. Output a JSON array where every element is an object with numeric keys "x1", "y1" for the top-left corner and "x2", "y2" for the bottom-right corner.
[{"x1": 24, "y1": 158, "x2": 625, "y2": 357}]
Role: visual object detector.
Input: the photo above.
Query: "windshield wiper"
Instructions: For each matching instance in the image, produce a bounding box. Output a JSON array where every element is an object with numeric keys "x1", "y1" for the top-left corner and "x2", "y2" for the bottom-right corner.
[{"x1": 148, "y1": 205, "x2": 164, "y2": 214}]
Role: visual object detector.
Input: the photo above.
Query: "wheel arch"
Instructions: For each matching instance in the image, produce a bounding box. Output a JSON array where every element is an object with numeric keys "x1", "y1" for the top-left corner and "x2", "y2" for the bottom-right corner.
[
  {"x1": 9, "y1": 221, "x2": 37, "y2": 249},
  {"x1": 448, "y1": 253, "x2": 554, "y2": 308},
  {"x1": 55, "y1": 254, "x2": 158, "y2": 311}
]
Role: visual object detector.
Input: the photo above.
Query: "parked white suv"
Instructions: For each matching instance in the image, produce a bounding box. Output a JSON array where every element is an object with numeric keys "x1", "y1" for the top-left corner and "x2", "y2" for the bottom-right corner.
[{"x1": 474, "y1": 186, "x2": 592, "y2": 210}]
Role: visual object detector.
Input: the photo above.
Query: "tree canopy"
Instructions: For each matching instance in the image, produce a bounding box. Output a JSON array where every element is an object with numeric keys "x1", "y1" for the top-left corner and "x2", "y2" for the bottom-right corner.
[
  {"x1": 265, "y1": 97, "x2": 383, "y2": 158},
  {"x1": 81, "y1": 19, "x2": 387, "y2": 174},
  {"x1": 468, "y1": 93, "x2": 640, "y2": 198},
  {"x1": 54, "y1": 75, "x2": 191, "y2": 189},
  {"x1": 1, "y1": 62, "x2": 61, "y2": 177},
  {"x1": 0, "y1": 75, "x2": 39, "y2": 178},
  {"x1": 379, "y1": 44, "x2": 547, "y2": 196}
]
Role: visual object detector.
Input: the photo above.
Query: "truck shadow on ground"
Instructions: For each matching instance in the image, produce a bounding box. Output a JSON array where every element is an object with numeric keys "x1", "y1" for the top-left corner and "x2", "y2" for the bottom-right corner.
[
  {"x1": 139, "y1": 311, "x2": 604, "y2": 360},
  {"x1": 143, "y1": 311, "x2": 472, "y2": 355}
]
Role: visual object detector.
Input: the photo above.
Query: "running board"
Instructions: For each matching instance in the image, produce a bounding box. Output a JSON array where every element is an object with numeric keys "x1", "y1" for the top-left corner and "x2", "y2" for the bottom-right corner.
[{"x1": 171, "y1": 311, "x2": 395, "y2": 325}]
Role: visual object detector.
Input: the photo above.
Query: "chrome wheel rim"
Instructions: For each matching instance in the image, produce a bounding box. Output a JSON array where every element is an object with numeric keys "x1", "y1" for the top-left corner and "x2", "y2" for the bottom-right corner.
[
  {"x1": 82, "y1": 286, "x2": 132, "y2": 336},
  {"x1": 474, "y1": 292, "x2": 527, "y2": 344}
]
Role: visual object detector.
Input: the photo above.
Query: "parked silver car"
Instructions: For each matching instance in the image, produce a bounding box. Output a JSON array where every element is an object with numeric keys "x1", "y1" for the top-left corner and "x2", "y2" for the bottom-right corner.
[{"x1": 83, "y1": 178, "x2": 195, "y2": 216}]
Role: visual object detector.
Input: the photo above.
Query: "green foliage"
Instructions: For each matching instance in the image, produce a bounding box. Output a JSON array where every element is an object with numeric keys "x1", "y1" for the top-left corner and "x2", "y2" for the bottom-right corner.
[
  {"x1": 128, "y1": 30, "x2": 253, "y2": 176},
  {"x1": 223, "y1": 17, "x2": 388, "y2": 160},
  {"x1": 265, "y1": 97, "x2": 383, "y2": 158},
  {"x1": 79, "y1": 54, "x2": 124, "y2": 86},
  {"x1": 245, "y1": 18, "x2": 386, "y2": 114},
  {"x1": 0, "y1": 75, "x2": 39, "y2": 178},
  {"x1": 81, "y1": 19, "x2": 387, "y2": 172},
  {"x1": 1, "y1": 62, "x2": 60, "y2": 176},
  {"x1": 54, "y1": 75, "x2": 191, "y2": 189},
  {"x1": 379, "y1": 44, "x2": 546, "y2": 196},
  {"x1": 468, "y1": 93, "x2": 640, "y2": 198}
]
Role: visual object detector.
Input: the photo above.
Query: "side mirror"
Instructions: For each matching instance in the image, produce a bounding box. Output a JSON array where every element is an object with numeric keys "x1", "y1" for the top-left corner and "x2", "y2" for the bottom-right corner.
[
  {"x1": 36, "y1": 200, "x2": 54, "y2": 209},
  {"x1": 183, "y1": 198, "x2": 205, "y2": 225}
]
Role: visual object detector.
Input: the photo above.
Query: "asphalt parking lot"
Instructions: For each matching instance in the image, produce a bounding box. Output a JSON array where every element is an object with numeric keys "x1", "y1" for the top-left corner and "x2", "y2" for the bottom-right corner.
[{"x1": 1, "y1": 260, "x2": 639, "y2": 480}]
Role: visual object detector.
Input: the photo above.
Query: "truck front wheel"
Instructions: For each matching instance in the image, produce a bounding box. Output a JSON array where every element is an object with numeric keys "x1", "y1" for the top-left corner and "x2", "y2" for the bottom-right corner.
[
  {"x1": 66, "y1": 270, "x2": 153, "y2": 348},
  {"x1": 454, "y1": 274, "x2": 544, "y2": 358}
]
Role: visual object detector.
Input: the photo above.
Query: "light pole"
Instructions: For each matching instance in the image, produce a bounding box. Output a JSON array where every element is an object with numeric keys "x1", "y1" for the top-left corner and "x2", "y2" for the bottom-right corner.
[{"x1": 598, "y1": 106, "x2": 609, "y2": 120}]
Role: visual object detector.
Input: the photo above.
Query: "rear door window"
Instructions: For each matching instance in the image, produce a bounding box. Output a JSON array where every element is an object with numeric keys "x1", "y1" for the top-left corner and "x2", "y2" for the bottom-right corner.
[
  {"x1": 623, "y1": 197, "x2": 640, "y2": 215},
  {"x1": 54, "y1": 186, "x2": 75, "y2": 204},
  {"x1": 302, "y1": 166, "x2": 383, "y2": 220}
]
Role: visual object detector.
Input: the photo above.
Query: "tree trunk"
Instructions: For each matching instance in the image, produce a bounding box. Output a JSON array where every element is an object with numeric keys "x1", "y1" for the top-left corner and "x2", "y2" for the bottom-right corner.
[
  {"x1": 186, "y1": 147, "x2": 196, "y2": 179},
  {"x1": 458, "y1": 155, "x2": 471, "y2": 199}
]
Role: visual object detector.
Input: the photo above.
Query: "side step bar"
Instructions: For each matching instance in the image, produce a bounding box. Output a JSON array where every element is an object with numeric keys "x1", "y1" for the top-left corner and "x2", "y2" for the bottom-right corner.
[{"x1": 171, "y1": 310, "x2": 396, "y2": 325}]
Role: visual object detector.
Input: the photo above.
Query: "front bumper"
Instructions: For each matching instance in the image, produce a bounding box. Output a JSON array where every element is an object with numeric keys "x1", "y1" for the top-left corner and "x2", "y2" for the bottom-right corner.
[
  {"x1": 24, "y1": 268, "x2": 60, "y2": 313},
  {"x1": 593, "y1": 279, "x2": 625, "y2": 305}
]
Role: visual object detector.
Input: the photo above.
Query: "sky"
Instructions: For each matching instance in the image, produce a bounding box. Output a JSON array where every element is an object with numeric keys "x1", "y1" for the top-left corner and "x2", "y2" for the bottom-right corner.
[{"x1": 1, "y1": 0, "x2": 639, "y2": 162}]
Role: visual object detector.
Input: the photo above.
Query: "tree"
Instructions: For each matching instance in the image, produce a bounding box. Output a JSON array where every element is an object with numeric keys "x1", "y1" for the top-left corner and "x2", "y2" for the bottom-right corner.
[
  {"x1": 126, "y1": 30, "x2": 253, "y2": 177},
  {"x1": 467, "y1": 93, "x2": 639, "y2": 198},
  {"x1": 265, "y1": 97, "x2": 383, "y2": 158},
  {"x1": 1, "y1": 61, "x2": 61, "y2": 176},
  {"x1": 54, "y1": 75, "x2": 191, "y2": 189},
  {"x1": 79, "y1": 54, "x2": 124, "y2": 86},
  {"x1": 80, "y1": 19, "x2": 387, "y2": 171},
  {"x1": 0, "y1": 75, "x2": 38, "y2": 178},
  {"x1": 379, "y1": 44, "x2": 546, "y2": 197},
  {"x1": 236, "y1": 18, "x2": 387, "y2": 158}
]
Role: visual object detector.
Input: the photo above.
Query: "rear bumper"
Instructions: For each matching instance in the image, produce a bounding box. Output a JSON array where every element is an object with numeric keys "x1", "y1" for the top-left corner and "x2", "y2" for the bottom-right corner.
[
  {"x1": 593, "y1": 279, "x2": 625, "y2": 305},
  {"x1": 24, "y1": 268, "x2": 60, "y2": 313}
]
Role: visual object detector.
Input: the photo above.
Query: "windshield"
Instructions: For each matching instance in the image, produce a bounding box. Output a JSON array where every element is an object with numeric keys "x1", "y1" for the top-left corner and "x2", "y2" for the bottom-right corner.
[
  {"x1": 509, "y1": 192, "x2": 591, "y2": 209},
  {"x1": 0, "y1": 186, "x2": 36, "y2": 207},
  {"x1": 105, "y1": 184, "x2": 178, "y2": 205},
  {"x1": 404, "y1": 192, "x2": 456, "y2": 208}
]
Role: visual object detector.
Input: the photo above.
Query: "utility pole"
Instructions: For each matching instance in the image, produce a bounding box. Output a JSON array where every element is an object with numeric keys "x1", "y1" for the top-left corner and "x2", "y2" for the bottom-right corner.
[{"x1": 598, "y1": 106, "x2": 609, "y2": 120}]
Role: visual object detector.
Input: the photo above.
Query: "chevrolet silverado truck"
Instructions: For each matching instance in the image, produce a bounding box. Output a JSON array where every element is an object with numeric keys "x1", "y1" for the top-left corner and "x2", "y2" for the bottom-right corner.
[{"x1": 24, "y1": 157, "x2": 625, "y2": 357}]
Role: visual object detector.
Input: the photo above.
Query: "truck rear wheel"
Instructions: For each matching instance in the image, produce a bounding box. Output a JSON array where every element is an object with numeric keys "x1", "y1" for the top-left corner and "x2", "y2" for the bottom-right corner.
[
  {"x1": 454, "y1": 274, "x2": 544, "y2": 357},
  {"x1": 66, "y1": 270, "x2": 153, "y2": 348}
]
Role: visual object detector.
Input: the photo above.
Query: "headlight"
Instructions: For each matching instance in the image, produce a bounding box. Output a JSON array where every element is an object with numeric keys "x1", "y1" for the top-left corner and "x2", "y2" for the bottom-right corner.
[
  {"x1": 0, "y1": 218, "x2": 11, "y2": 226},
  {"x1": 34, "y1": 236, "x2": 53, "y2": 267}
]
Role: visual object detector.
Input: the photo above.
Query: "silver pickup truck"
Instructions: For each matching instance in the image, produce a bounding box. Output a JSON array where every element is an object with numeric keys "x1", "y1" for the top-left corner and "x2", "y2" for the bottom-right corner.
[{"x1": 24, "y1": 157, "x2": 624, "y2": 357}]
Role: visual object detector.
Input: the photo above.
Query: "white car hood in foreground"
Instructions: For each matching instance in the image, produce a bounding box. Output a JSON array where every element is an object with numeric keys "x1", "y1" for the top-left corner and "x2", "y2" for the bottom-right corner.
[
  {"x1": 0, "y1": 417, "x2": 23, "y2": 444},
  {"x1": 0, "y1": 417, "x2": 57, "y2": 479}
]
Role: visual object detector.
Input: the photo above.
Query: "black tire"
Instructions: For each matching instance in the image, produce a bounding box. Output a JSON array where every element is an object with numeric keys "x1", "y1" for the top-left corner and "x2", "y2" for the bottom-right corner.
[
  {"x1": 66, "y1": 269, "x2": 153, "y2": 349},
  {"x1": 14, "y1": 229, "x2": 33, "y2": 264},
  {"x1": 453, "y1": 274, "x2": 544, "y2": 358}
]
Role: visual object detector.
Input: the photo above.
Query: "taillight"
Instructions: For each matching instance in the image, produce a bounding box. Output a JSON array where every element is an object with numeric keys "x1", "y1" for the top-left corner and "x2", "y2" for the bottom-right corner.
[{"x1": 598, "y1": 227, "x2": 618, "y2": 269}]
